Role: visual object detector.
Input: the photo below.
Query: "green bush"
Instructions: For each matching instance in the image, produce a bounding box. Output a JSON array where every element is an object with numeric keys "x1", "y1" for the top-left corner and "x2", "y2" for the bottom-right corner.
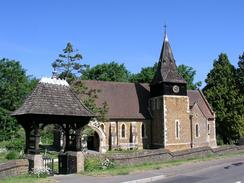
[
  {"x1": 5, "y1": 151, "x2": 19, "y2": 160},
  {"x1": 85, "y1": 157, "x2": 101, "y2": 172},
  {"x1": 85, "y1": 157, "x2": 116, "y2": 171},
  {"x1": 217, "y1": 135, "x2": 224, "y2": 146},
  {"x1": 0, "y1": 141, "x2": 9, "y2": 149},
  {"x1": 5, "y1": 138, "x2": 24, "y2": 152}
]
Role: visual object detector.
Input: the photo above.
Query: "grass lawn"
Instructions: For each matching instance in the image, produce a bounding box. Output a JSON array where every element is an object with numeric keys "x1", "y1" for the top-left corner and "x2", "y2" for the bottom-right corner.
[
  {"x1": 0, "y1": 175, "x2": 55, "y2": 183},
  {"x1": 83, "y1": 150, "x2": 244, "y2": 176}
]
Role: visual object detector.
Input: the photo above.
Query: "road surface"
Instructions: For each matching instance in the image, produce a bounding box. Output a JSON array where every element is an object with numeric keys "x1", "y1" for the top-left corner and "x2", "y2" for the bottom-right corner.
[{"x1": 53, "y1": 154, "x2": 244, "y2": 183}]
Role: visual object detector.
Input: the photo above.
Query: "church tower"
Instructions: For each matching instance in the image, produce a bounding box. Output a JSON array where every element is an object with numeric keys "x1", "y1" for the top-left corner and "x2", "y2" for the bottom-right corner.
[{"x1": 149, "y1": 31, "x2": 191, "y2": 151}]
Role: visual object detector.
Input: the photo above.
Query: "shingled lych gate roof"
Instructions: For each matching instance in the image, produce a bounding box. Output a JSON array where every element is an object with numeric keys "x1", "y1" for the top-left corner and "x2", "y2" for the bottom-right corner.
[
  {"x1": 80, "y1": 80, "x2": 214, "y2": 120},
  {"x1": 151, "y1": 33, "x2": 186, "y2": 85},
  {"x1": 12, "y1": 77, "x2": 93, "y2": 117},
  {"x1": 80, "y1": 80, "x2": 151, "y2": 120}
]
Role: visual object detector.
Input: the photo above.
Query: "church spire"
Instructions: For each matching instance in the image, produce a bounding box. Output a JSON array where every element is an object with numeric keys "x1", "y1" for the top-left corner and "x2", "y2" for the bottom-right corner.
[
  {"x1": 164, "y1": 24, "x2": 168, "y2": 42},
  {"x1": 151, "y1": 29, "x2": 186, "y2": 85}
]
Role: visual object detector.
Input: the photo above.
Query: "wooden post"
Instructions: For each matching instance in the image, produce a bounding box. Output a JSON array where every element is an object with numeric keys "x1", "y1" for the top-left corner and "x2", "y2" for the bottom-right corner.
[
  {"x1": 65, "y1": 124, "x2": 70, "y2": 152},
  {"x1": 34, "y1": 123, "x2": 40, "y2": 154},
  {"x1": 24, "y1": 126, "x2": 30, "y2": 154},
  {"x1": 75, "y1": 129, "x2": 81, "y2": 151}
]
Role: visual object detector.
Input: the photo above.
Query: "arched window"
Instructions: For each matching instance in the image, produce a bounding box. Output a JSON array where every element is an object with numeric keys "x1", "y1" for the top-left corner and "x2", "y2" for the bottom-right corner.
[
  {"x1": 100, "y1": 124, "x2": 104, "y2": 132},
  {"x1": 196, "y1": 124, "x2": 199, "y2": 138},
  {"x1": 141, "y1": 124, "x2": 145, "y2": 138},
  {"x1": 141, "y1": 123, "x2": 147, "y2": 138},
  {"x1": 207, "y1": 124, "x2": 210, "y2": 135},
  {"x1": 175, "y1": 120, "x2": 180, "y2": 139},
  {"x1": 121, "y1": 124, "x2": 125, "y2": 138}
]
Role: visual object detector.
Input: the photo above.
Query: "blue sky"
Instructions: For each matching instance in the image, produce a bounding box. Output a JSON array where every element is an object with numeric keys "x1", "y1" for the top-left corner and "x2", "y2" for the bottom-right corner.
[{"x1": 0, "y1": 0, "x2": 243, "y2": 86}]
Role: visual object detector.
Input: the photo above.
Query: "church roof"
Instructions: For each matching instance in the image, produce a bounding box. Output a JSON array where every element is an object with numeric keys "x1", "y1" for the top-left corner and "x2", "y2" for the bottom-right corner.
[
  {"x1": 12, "y1": 77, "x2": 94, "y2": 117},
  {"x1": 188, "y1": 89, "x2": 215, "y2": 120},
  {"x1": 151, "y1": 33, "x2": 186, "y2": 85},
  {"x1": 79, "y1": 80, "x2": 214, "y2": 120},
  {"x1": 80, "y1": 80, "x2": 151, "y2": 120}
]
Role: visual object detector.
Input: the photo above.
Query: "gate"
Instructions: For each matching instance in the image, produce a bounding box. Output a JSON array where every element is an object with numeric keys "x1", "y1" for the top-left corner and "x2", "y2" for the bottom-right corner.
[{"x1": 43, "y1": 156, "x2": 54, "y2": 175}]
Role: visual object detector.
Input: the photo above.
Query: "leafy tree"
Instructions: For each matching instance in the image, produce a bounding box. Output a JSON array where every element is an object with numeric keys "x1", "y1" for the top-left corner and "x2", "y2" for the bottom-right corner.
[
  {"x1": 129, "y1": 63, "x2": 158, "y2": 83},
  {"x1": 72, "y1": 81, "x2": 109, "y2": 122},
  {"x1": 203, "y1": 53, "x2": 244, "y2": 144},
  {"x1": 177, "y1": 64, "x2": 202, "y2": 89},
  {"x1": 129, "y1": 63, "x2": 201, "y2": 89},
  {"x1": 0, "y1": 58, "x2": 37, "y2": 141},
  {"x1": 0, "y1": 58, "x2": 37, "y2": 111},
  {"x1": 0, "y1": 108, "x2": 17, "y2": 141},
  {"x1": 52, "y1": 42, "x2": 87, "y2": 83},
  {"x1": 237, "y1": 52, "x2": 244, "y2": 93},
  {"x1": 82, "y1": 61, "x2": 130, "y2": 82}
]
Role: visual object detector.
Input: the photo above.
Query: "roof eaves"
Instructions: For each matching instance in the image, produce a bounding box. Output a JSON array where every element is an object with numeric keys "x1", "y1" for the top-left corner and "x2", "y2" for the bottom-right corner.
[{"x1": 197, "y1": 89, "x2": 215, "y2": 116}]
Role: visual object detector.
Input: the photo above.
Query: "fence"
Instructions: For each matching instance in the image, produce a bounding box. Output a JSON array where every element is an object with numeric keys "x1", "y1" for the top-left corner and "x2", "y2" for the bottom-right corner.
[{"x1": 43, "y1": 156, "x2": 54, "y2": 175}]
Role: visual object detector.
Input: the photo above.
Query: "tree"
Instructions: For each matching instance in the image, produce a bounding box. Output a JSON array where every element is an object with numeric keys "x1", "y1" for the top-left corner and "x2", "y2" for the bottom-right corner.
[
  {"x1": 82, "y1": 61, "x2": 130, "y2": 82},
  {"x1": 203, "y1": 53, "x2": 244, "y2": 144},
  {"x1": 0, "y1": 58, "x2": 37, "y2": 140},
  {"x1": 72, "y1": 81, "x2": 109, "y2": 122},
  {"x1": 52, "y1": 42, "x2": 86, "y2": 83},
  {"x1": 129, "y1": 63, "x2": 158, "y2": 83},
  {"x1": 237, "y1": 52, "x2": 244, "y2": 93},
  {"x1": 129, "y1": 63, "x2": 201, "y2": 88},
  {"x1": 0, "y1": 58, "x2": 37, "y2": 111},
  {"x1": 177, "y1": 64, "x2": 202, "y2": 89}
]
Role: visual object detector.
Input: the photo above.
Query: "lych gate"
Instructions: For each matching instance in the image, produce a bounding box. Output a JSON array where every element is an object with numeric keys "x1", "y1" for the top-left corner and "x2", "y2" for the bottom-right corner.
[{"x1": 12, "y1": 77, "x2": 94, "y2": 174}]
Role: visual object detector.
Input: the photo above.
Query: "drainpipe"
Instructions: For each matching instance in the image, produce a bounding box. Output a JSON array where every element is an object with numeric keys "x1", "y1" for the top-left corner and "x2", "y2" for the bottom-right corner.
[
  {"x1": 190, "y1": 115, "x2": 193, "y2": 148},
  {"x1": 116, "y1": 121, "x2": 119, "y2": 148}
]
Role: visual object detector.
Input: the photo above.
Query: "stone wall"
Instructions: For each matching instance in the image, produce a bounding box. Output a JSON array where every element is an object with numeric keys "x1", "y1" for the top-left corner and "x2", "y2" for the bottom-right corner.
[
  {"x1": 85, "y1": 145, "x2": 244, "y2": 166},
  {"x1": 0, "y1": 159, "x2": 29, "y2": 179}
]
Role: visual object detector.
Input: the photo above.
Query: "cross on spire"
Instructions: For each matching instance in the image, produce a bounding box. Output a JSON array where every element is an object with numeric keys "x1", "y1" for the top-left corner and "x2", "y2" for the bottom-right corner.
[
  {"x1": 164, "y1": 24, "x2": 168, "y2": 42},
  {"x1": 164, "y1": 24, "x2": 167, "y2": 35}
]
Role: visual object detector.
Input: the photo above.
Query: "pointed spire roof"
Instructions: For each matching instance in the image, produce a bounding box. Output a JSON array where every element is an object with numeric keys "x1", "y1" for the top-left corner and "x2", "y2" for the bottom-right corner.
[{"x1": 151, "y1": 32, "x2": 186, "y2": 85}]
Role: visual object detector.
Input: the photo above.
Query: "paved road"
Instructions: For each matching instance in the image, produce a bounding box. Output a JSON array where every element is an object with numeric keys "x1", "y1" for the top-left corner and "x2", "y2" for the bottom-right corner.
[
  {"x1": 153, "y1": 159, "x2": 244, "y2": 183},
  {"x1": 53, "y1": 154, "x2": 244, "y2": 183}
]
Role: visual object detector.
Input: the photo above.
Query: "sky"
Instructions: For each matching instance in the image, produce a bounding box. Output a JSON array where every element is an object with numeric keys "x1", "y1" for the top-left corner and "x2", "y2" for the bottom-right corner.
[{"x1": 0, "y1": 0, "x2": 243, "y2": 86}]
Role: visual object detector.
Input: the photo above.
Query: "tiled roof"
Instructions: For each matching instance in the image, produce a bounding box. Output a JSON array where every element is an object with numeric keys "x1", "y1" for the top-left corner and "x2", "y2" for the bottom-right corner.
[
  {"x1": 151, "y1": 34, "x2": 186, "y2": 85},
  {"x1": 188, "y1": 89, "x2": 215, "y2": 119},
  {"x1": 80, "y1": 80, "x2": 151, "y2": 120},
  {"x1": 80, "y1": 80, "x2": 215, "y2": 120},
  {"x1": 12, "y1": 78, "x2": 94, "y2": 117}
]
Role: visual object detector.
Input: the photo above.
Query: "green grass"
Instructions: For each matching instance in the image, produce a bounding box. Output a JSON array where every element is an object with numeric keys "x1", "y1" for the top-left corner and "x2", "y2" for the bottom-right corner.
[
  {"x1": 83, "y1": 150, "x2": 244, "y2": 176},
  {"x1": 0, "y1": 175, "x2": 55, "y2": 183}
]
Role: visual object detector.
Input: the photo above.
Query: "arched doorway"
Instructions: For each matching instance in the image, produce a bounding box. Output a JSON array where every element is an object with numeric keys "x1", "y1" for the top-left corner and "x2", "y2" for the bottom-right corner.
[
  {"x1": 85, "y1": 119, "x2": 107, "y2": 153},
  {"x1": 87, "y1": 131, "x2": 100, "y2": 151}
]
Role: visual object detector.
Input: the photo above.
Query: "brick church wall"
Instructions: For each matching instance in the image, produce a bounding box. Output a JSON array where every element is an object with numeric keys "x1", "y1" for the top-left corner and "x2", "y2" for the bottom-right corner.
[
  {"x1": 163, "y1": 96, "x2": 191, "y2": 151},
  {"x1": 101, "y1": 120, "x2": 150, "y2": 151},
  {"x1": 191, "y1": 104, "x2": 217, "y2": 148},
  {"x1": 150, "y1": 96, "x2": 164, "y2": 148},
  {"x1": 208, "y1": 119, "x2": 217, "y2": 147},
  {"x1": 191, "y1": 104, "x2": 209, "y2": 147}
]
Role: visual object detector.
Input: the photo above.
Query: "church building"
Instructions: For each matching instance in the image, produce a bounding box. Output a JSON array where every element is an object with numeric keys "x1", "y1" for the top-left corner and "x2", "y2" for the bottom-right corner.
[{"x1": 78, "y1": 32, "x2": 217, "y2": 152}]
